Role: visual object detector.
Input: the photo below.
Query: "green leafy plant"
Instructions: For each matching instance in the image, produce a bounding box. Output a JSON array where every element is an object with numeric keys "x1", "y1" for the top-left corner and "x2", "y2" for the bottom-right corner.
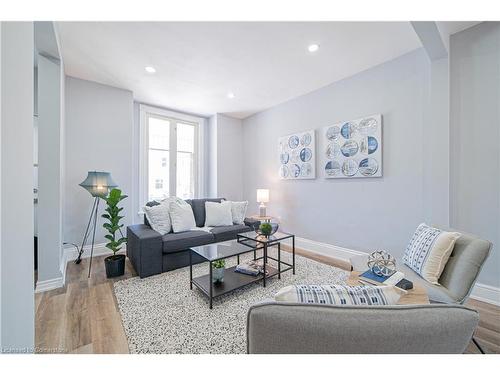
[
  {"x1": 102, "y1": 188, "x2": 128, "y2": 258},
  {"x1": 213, "y1": 259, "x2": 225, "y2": 269},
  {"x1": 259, "y1": 222, "x2": 272, "y2": 235}
]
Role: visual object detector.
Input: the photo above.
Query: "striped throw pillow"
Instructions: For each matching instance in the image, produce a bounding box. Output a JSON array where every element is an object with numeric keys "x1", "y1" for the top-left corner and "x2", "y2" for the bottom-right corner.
[
  {"x1": 403, "y1": 223, "x2": 461, "y2": 285},
  {"x1": 274, "y1": 285, "x2": 403, "y2": 305}
]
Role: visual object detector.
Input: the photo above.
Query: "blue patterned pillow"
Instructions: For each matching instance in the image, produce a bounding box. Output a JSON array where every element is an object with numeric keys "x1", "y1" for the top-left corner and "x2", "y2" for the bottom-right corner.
[
  {"x1": 403, "y1": 223, "x2": 460, "y2": 284},
  {"x1": 274, "y1": 284, "x2": 403, "y2": 305}
]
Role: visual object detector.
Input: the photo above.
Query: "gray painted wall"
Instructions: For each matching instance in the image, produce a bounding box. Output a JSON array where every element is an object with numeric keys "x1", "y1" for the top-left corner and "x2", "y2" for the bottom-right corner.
[
  {"x1": 207, "y1": 114, "x2": 243, "y2": 201},
  {"x1": 450, "y1": 22, "x2": 500, "y2": 288},
  {"x1": 64, "y1": 77, "x2": 134, "y2": 246},
  {"x1": 242, "y1": 49, "x2": 441, "y2": 259},
  {"x1": 215, "y1": 114, "x2": 243, "y2": 201},
  {"x1": 37, "y1": 54, "x2": 63, "y2": 283},
  {"x1": 0, "y1": 21, "x2": 34, "y2": 351}
]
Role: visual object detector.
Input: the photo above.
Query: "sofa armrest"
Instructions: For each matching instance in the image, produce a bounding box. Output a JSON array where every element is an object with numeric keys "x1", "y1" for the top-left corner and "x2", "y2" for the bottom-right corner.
[
  {"x1": 244, "y1": 217, "x2": 260, "y2": 229},
  {"x1": 127, "y1": 224, "x2": 163, "y2": 278}
]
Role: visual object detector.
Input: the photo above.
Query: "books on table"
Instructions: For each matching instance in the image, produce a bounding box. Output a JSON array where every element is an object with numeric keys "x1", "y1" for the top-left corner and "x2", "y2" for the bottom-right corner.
[
  {"x1": 359, "y1": 270, "x2": 413, "y2": 291},
  {"x1": 235, "y1": 260, "x2": 269, "y2": 276}
]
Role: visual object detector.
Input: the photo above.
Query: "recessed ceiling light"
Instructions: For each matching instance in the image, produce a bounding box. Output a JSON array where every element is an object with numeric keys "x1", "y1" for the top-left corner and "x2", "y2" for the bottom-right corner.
[
  {"x1": 308, "y1": 44, "x2": 320, "y2": 53},
  {"x1": 145, "y1": 66, "x2": 156, "y2": 74},
  {"x1": 227, "y1": 92, "x2": 235, "y2": 99}
]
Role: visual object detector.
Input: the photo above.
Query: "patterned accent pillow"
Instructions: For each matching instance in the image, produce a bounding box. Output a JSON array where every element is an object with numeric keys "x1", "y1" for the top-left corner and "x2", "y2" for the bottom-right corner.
[
  {"x1": 403, "y1": 223, "x2": 461, "y2": 285},
  {"x1": 275, "y1": 285, "x2": 403, "y2": 305}
]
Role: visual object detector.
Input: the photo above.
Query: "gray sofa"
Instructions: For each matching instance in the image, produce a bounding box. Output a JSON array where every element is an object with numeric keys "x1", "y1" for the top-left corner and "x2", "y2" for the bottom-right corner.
[
  {"x1": 247, "y1": 302, "x2": 479, "y2": 354},
  {"x1": 127, "y1": 198, "x2": 258, "y2": 278}
]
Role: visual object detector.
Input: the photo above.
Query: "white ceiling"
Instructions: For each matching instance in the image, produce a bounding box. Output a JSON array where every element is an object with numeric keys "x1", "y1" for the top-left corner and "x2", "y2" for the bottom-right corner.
[{"x1": 56, "y1": 21, "x2": 478, "y2": 119}]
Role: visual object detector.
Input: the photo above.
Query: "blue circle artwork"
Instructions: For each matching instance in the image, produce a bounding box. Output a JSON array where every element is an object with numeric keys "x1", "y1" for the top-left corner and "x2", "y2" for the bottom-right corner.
[
  {"x1": 325, "y1": 160, "x2": 341, "y2": 177},
  {"x1": 279, "y1": 165, "x2": 289, "y2": 178},
  {"x1": 359, "y1": 158, "x2": 378, "y2": 176},
  {"x1": 299, "y1": 148, "x2": 312, "y2": 162},
  {"x1": 340, "y1": 122, "x2": 356, "y2": 139},
  {"x1": 367, "y1": 136, "x2": 378, "y2": 154},
  {"x1": 280, "y1": 152, "x2": 290, "y2": 164},
  {"x1": 341, "y1": 140, "x2": 359, "y2": 157},
  {"x1": 291, "y1": 164, "x2": 301, "y2": 178},
  {"x1": 288, "y1": 135, "x2": 300, "y2": 149}
]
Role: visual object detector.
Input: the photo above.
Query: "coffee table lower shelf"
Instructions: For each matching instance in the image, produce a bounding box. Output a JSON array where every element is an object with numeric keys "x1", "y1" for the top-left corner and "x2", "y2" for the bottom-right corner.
[{"x1": 192, "y1": 265, "x2": 279, "y2": 306}]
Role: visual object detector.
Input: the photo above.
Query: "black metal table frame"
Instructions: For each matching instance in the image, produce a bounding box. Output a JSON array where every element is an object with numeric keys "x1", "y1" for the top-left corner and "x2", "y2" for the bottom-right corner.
[{"x1": 189, "y1": 234, "x2": 295, "y2": 309}]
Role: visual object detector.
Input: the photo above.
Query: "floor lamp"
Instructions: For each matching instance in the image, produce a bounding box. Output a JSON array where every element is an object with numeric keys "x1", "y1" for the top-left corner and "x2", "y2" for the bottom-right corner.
[{"x1": 75, "y1": 171, "x2": 117, "y2": 278}]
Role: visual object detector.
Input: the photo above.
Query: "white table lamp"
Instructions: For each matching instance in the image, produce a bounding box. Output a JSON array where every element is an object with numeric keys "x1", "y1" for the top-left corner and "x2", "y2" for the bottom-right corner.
[{"x1": 257, "y1": 189, "x2": 269, "y2": 217}]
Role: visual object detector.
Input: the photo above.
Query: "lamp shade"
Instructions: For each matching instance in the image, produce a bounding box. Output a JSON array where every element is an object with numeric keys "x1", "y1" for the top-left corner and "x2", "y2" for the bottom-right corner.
[
  {"x1": 79, "y1": 171, "x2": 117, "y2": 198},
  {"x1": 256, "y1": 189, "x2": 269, "y2": 203}
]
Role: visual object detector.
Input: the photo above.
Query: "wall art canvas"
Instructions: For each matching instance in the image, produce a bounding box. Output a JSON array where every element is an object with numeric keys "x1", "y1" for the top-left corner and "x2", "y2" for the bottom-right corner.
[
  {"x1": 279, "y1": 129, "x2": 316, "y2": 180},
  {"x1": 323, "y1": 114, "x2": 382, "y2": 178}
]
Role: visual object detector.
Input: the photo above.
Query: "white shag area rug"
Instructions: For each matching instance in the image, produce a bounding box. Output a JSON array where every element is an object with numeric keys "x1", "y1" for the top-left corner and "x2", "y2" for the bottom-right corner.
[{"x1": 113, "y1": 249, "x2": 348, "y2": 354}]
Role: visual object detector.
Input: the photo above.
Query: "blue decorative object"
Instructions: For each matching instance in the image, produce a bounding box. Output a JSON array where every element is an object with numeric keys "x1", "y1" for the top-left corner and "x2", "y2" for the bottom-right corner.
[
  {"x1": 340, "y1": 122, "x2": 356, "y2": 139},
  {"x1": 300, "y1": 148, "x2": 312, "y2": 162},
  {"x1": 288, "y1": 135, "x2": 300, "y2": 149}
]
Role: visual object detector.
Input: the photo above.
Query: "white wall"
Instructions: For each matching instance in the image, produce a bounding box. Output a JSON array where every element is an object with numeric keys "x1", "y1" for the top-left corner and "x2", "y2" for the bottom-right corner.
[
  {"x1": 450, "y1": 22, "x2": 500, "y2": 288},
  {"x1": 207, "y1": 114, "x2": 243, "y2": 200},
  {"x1": 241, "y1": 49, "x2": 442, "y2": 259},
  {"x1": 0, "y1": 21, "x2": 34, "y2": 351},
  {"x1": 64, "y1": 77, "x2": 134, "y2": 247},
  {"x1": 37, "y1": 54, "x2": 63, "y2": 284}
]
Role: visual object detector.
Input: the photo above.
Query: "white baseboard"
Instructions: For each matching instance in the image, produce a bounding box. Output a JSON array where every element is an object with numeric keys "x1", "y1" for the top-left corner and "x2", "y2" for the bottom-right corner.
[
  {"x1": 35, "y1": 277, "x2": 64, "y2": 293},
  {"x1": 471, "y1": 283, "x2": 500, "y2": 306},
  {"x1": 295, "y1": 236, "x2": 365, "y2": 261},
  {"x1": 63, "y1": 242, "x2": 110, "y2": 263}
]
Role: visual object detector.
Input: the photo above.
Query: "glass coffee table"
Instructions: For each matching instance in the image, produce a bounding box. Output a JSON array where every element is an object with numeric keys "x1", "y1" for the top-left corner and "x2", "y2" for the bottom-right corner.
[{"x1": 190, "y1": 233, "x2": 295, "y2": 309}]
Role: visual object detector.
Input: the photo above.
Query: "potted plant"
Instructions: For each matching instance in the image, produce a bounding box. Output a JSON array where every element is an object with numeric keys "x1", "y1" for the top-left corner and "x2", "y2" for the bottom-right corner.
[
  {"x1": 212, "y1": 259, "x2": 225, "y2": 284},
  {"x1": 102, "y1": 188, "x2": 128, "y2": 278}
]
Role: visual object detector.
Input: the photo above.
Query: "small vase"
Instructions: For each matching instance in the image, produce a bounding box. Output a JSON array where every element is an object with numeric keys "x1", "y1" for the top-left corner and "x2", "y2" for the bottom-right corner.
[{"x1": 212, "y1": 267, "x2": 224, "y2": 284}]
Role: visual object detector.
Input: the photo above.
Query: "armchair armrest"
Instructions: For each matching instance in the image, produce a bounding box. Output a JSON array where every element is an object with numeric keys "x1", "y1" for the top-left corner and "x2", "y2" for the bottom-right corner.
[{"x1": 127, "y1": 224, "x2": 163, "y2": 278}]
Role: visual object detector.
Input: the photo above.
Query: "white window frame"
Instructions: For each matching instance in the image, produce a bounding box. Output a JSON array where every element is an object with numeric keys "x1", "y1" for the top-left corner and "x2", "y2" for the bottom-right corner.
[{"x1": 139, "y1": 104, "x2": 206, "y2": 213}]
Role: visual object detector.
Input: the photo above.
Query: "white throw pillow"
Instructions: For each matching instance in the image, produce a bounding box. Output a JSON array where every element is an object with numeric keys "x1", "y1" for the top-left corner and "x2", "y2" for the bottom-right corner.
[
  {"x1": 275, "y1": 284, "x2": 403, "y2": 305},
  {"x1": 403, "y1": 223, "x2": 461, "y2": 285},
  {"x1": 169, "y1": 199, "x2": 197, "y2": 233},
  {"x1": 143, "y1": 200, "x2": 172, "y2": 235},
  {"x1": 230, "y1": 201, "x2": 248, "y2": 225},
  {"x1": 205, "y1": 201, "x2": 233, "y2": 227}
]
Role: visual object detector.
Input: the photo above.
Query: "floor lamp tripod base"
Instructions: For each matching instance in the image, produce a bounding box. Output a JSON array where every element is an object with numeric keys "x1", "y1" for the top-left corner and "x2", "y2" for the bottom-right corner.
[{"x1": 74, "y1": 196, "x2": 100, "y2": 278}]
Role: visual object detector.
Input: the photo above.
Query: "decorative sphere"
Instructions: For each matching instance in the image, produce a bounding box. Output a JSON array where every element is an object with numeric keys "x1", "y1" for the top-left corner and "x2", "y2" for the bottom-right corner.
[{"x1": 367, "y1": 250, "x2": 396, "y2": 277}]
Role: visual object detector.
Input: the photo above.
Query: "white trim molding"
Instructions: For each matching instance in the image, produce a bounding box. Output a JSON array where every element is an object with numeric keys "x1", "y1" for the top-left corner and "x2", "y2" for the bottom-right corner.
[
  {"x1": 294, "y1": 236, "x2": 366, "y2": 261},
  {"x1": 35, "y1": 277, "x2": 64, "y2": 293},
  {"x1": 471, "y1": 283, "x2": 500, "y2": 306}
]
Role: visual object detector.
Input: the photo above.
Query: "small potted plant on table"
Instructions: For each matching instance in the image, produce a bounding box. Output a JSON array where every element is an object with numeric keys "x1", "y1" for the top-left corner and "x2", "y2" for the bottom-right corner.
[
  {"x1": 212, "y1": 260, "x2": 225, "y2": 284},
  {"x1": 102, "y1": 188, "x2": 128, "y2": 278}
]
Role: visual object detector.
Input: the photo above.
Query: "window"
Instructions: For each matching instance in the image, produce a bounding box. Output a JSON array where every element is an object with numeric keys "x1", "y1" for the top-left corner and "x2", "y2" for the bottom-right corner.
[{"x1": 140, "y1": 105, "x2": 205, "y2": 210}]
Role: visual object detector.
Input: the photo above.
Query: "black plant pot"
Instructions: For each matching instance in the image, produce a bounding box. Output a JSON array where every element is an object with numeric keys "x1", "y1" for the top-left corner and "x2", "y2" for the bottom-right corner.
[{"x1": 104, "y1": 254, "x2": 126, "y2": 278}]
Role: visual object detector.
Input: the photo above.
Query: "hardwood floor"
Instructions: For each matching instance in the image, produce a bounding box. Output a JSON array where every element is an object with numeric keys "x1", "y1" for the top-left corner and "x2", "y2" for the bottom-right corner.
[{"x1": 35, "y1": 249, "x2": 500, "y2": 354}]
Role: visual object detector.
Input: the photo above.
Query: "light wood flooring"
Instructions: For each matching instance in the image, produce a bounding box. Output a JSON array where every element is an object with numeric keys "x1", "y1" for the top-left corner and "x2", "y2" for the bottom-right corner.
[{"x1": 35, "y1": 247, "x2": 500, "y2": 354}]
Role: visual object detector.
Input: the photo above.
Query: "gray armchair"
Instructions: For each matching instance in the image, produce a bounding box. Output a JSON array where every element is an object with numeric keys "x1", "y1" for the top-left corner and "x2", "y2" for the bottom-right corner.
[
  {"x1": 247, "y1": 302, "x2": 479, "y2": 354},
  {"x1": 398, "y1": 229, "x2": 492, "y2": 305}
]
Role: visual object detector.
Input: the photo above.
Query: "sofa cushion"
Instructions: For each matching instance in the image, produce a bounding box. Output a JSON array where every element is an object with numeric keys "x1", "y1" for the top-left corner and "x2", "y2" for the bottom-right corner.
[
  {"x1": 210, "y1": 224, "x2": 252, "y2": 242},
  {"x1": 187, "y1": 198, "x2": 224, "y2": 227},
  {"x1": 162, "y1": 230, "x2": 215, "y2": 254}
]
